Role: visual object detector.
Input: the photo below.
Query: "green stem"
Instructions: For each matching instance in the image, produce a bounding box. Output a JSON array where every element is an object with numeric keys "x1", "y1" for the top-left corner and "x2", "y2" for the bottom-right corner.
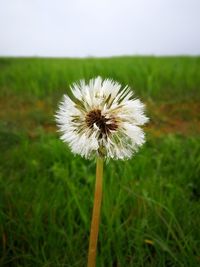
[{"x1": 87, "y1": 157, "x2": 104, "y2": 267}]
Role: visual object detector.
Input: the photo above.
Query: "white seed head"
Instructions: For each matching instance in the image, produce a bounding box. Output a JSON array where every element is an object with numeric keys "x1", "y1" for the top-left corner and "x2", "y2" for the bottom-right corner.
[{"x1": 55, "y1": 76, "x2": 149, "y2": 160}]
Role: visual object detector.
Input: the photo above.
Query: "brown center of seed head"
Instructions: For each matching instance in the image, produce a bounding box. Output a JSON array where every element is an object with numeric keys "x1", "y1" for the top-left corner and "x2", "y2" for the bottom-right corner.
[{"x1": 85, "y1": 109, "x2": 118, "y2": 136}]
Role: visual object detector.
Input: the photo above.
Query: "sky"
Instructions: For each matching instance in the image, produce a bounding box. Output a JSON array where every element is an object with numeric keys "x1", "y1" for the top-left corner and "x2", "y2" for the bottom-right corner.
[{"x1": 0, "y1": 0, "x2": 200, "y2": 57}]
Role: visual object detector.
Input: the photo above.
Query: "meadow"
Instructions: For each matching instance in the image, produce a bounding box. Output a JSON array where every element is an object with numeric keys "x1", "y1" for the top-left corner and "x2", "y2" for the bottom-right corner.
[{"x1": 0, "y1": 56, "x2": 200, "y2": 267}]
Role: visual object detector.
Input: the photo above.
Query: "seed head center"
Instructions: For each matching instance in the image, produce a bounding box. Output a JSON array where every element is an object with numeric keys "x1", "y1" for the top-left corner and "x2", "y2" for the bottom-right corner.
[{"x1": 86, "y1": 109, "x2": 118, "y2": 135}]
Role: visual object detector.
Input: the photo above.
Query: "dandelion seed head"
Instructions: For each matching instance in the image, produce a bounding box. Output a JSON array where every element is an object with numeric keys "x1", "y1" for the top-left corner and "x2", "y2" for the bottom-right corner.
[{"x1": 55, "y1": 76, "x2": 149, "y2": 160}]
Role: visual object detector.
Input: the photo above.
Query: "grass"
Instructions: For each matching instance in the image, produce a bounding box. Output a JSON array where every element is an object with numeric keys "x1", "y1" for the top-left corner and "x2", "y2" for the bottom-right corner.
[
  {"x1": 0, "y1": 56, "x2": 200, "y2": 266},
  {"x1": 0, "y1": 56, "x2": 200, "y2": 100}
]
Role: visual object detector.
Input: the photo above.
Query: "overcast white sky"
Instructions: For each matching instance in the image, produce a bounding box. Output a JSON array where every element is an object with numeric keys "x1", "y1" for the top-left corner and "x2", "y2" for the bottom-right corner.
[{"x1": 0, "y1": 0, "x2": 200, "y2": 57}]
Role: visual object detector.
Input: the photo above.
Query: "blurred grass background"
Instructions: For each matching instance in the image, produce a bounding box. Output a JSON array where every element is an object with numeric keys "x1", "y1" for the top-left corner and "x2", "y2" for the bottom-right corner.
[{"x1": 0, "y1": 56, "x2": 200, "y2": 267}]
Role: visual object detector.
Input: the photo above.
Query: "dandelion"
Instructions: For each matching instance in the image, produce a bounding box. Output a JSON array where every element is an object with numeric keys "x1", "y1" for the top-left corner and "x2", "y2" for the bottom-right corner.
[
  {"x1": 55, "y1": 77, "x2": 149, "y2": 267},
  {"x1": 56, "y1": 77, "x2": 148, "y2": 160}
]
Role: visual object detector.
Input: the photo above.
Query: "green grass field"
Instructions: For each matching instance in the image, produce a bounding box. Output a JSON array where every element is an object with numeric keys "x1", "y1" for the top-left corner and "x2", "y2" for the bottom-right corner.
[{"x1": 0, "y1": 56, "x2": 200, "y2": 267}]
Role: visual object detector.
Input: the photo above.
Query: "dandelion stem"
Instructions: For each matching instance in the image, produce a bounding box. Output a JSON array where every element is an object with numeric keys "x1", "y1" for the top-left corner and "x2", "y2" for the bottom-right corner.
[{"x1": 87, "y1": 157, "x2": 104, "y2": 267}]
